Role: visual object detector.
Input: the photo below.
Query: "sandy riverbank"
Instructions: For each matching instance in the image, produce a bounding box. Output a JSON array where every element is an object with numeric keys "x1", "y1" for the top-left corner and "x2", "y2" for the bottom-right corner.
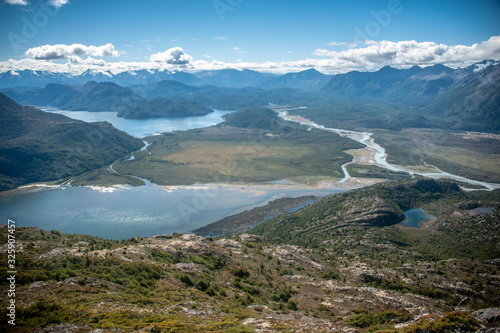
[
  {"x1": 158, "y1": 177, "x2": 387, "y2": 195},
  {"x1": 0, "y1": 183, "x2": 61, "y2": 196}
]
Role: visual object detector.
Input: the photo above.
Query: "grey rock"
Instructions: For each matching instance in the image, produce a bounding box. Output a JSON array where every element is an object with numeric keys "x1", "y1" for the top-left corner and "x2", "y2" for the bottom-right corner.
[
  {"x1": 39, "y1": 248, "x2": 67, "y2": 259},
  {"x1": 475, "y1": 307, "x2": 500, "y2": 323}
]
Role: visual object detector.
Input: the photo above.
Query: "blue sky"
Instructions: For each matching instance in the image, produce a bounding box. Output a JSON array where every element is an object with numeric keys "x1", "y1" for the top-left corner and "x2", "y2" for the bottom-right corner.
[{"x1": 1, "y1": 0, "x2": 500, "y2": 74}]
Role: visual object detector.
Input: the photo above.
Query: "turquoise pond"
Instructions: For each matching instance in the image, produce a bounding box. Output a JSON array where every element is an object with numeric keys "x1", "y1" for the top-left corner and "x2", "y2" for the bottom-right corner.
[{"x1": 402, "y1": 208, "x2": 436, "y2": 228}]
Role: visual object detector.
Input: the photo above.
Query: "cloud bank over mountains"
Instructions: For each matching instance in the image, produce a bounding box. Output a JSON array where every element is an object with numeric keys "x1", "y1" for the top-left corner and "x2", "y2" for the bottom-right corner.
[
  {"x1": 2, "y1": 36, "x2": 500, "y2": 75},
  {"x1": 314, "y1": 37, "x2": 500, "y2": 69}
]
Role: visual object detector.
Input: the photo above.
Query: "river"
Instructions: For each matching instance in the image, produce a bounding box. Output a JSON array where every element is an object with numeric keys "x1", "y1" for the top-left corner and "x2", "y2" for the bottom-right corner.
[{"x1": 276, "y1": 108, "x2": 500, "y2": 191}]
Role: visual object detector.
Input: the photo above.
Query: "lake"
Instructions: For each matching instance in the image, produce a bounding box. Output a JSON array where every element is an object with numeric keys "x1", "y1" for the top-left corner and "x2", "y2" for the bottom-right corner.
[
  {"x1": 40, "y1": 107, "x2": 234, "y2": 138},
  {"x1": 0, "y1": 181, "x2": 343, "y2": 240},
  {"x1": 402, "y1": 208, "x2": 436, "y2": 228},
  {"x1": 0, "y1": 109, "x2": 346, "y2": 239}
]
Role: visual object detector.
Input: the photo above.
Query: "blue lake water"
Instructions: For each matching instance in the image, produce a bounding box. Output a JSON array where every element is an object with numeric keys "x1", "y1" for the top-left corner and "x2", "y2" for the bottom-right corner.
[
  {"x1": 402, "y1": 208, "x2": 436, "y2": 228},
  {"x1": 0, "y1": 108, "x2": 346, "y2": 239},
  {"x1": 40, "y1": 107, "x2": 234, "y2": 138},
  {"x1": 469, "y1": 207, "x2": 493, "y2": 215},
  {"x1": 0, "y1": 183, "x2": 342, "y2": 240}
]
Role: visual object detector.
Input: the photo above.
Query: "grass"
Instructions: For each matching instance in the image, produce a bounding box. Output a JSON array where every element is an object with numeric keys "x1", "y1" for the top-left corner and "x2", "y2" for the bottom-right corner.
[
  {"x1": 346, "y1": 164, "x2": 411, "y2": 180},
  {"x1": 286, "y1": 105, "x2": 500, "y2": 184},
  {"x1": 109, "y1": 125, "x2": 363, "y2": 186},
  {"x1": 372, "y1": 128, "x2": 500, "y2": 183},
  {"x1": 70, "y1": 167, "x2": 145, "y2": 187}
]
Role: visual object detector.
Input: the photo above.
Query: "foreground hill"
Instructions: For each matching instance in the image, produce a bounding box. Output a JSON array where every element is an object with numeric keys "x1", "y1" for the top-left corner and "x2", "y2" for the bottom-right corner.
[
  {"x1": 2, "y1": 81, "x2": 212, "y2": 119},
  {"x1": 251, "y1": 179, "x2": 465, "y2": 245},
  {"x1": 0, "y1": 179, "x2": 498, "y2": 332},
  {"x1": 0, "y1": 93, "x2": 144, "y2": 191}
]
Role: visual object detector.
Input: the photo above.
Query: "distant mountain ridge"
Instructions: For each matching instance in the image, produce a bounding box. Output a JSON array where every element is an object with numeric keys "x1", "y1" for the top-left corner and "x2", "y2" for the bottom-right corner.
[
  {"x1": 1, "y1": 61, "x2": 497, "y2": 91},
  {"x1": 0, "y1": 68, "x2": 278, "y2": 89},
  {"x1": 261, "y1": 68, "x2": 330, "y2": 91},
  {"x1": 321, "y1": 63, "x2": 473, "y2": 103},
  {"x1": 1, "y1": 81, "x2": 213, "y2": 119}
]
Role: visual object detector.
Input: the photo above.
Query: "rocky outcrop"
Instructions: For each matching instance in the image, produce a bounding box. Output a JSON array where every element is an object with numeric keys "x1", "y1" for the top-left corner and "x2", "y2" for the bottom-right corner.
[
  {"x1": 34, "y1": 323, "x2": 99, "y2": 333},
  {"x1": 215, "y1": 238, "x2": 243, "y2": 248},
  {"x1": 239, "y1": 234, "x2": 265, "y2": 243},
  {"x1": 175, "y1": 263, "x2": 207, "y2": 273},
  {"x1": 473, "y1": 308, "x2": 500, "y2": 329},
  {"x1": 339, "y1": 194, "x2": 405, "y2": 227},
  {"x1": 39, "y1": 248, "x2": 67, "y2": 259},
  {"x1": 59, "y1": 277, "x2": 124, "y2": 291},
  {"x1": 145, "y1": 233, "x2": 212, "y2": 255}
]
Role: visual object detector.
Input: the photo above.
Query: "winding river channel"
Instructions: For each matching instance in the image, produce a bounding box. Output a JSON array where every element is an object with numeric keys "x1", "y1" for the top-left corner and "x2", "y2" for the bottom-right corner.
[{"x1": 276, "y1": 108, "x2": 500, "y2": 191}]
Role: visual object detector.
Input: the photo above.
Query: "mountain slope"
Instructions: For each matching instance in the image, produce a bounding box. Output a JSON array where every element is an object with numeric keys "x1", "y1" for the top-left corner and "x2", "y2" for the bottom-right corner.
[
  {"x1": 427, "y1": 62, "x2": 500, "y2": 132},
  {"x1": 321, "y1": 64, "x2": 469, "y2": 103},
  {"x1": 317, "y1": 61, "x2": 500, "y2": 132},
  {"x1": 118, "y1": 97, "x2": 212, "y2": 119},
  {"x1": 195, "y1": 68, "x2": 275, "y2": 87},
  {"x1": 262, "y1": 68, "x2": 331, "y2": 90},
  {"x1": 0, "y1": 93, "x2": 144, "y2": 190}
]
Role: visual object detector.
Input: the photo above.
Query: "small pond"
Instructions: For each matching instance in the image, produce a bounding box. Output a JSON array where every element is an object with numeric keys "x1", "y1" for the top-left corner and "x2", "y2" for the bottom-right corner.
[{"x1": 402, "y1": 208, "x2": 436, "y2": 228}]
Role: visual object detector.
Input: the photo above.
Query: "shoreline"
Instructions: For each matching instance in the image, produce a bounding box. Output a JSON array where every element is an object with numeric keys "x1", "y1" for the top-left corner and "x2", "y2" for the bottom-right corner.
[
  {"x1": 0, "y1": 176, "x2": 387, "y2": 197},
  {"x1": 158, "y1": 177, "x2": 386, "y2": 194}
]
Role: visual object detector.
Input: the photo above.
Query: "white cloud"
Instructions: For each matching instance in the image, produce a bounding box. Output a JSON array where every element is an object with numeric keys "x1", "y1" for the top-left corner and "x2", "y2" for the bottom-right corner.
[
  {"x1": 25, "y1": 43, "x2": 119, "y2": 60},
  {"x1": 5, "y1": 0, "x2": 28, "y2": 5},
  {"x1": 314, "y1": 36, "x2": 500, "y2": 70},
  {"x1": 149, "y1": 47, "x2": 192, "y2": 65},
  {"x1": 82, "y1": 57, "x2": 107, "y2": 66},
  {"x1": 66, "y1": 55, "x2": 81, "y2": 63},
  {"x1": 327, "y1": 41, "x2": 347, "y2": 46},
  {"x1": 213, "y1": 36, "x2": 228, "y2": 40},
  {"x1": 48, "y1": 0, "x2": 69, "y2": 7}
]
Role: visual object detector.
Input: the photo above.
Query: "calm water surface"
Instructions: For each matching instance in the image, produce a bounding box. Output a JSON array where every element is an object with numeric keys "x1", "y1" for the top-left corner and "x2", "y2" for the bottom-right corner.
[
  {"x1": 40, "y1": 107, "x2": 233, "y2": 138},
  {"x1": 402, "y1": 208, "x2": 436, "y2": 228},
  {"x1": 0, "y1": 182, "x2": 342, "y2": 239}
]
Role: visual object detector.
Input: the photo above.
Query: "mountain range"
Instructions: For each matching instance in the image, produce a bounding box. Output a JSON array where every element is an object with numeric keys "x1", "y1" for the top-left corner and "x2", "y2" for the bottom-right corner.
[
  {"x1": 0, "y1": 68, "x2": 277, "y2": 89},
  {"x1": 1, "y1": 60, "x2": 499, "y2": 131},
  {"x1": 1, "y1": 60, "x2": 497, "y2": 91}
]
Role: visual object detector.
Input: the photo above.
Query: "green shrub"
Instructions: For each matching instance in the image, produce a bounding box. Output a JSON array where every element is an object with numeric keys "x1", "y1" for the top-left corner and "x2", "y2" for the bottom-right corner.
[
  {"x1": 403, "y1": 311, "x2": 481, "y2": 333},
  {"x1": 232, "y1": 268, "x2": 250, "y2": 279},
  {"x1": 179, "y1": 274, "x2": 194, "y2": 287}
]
